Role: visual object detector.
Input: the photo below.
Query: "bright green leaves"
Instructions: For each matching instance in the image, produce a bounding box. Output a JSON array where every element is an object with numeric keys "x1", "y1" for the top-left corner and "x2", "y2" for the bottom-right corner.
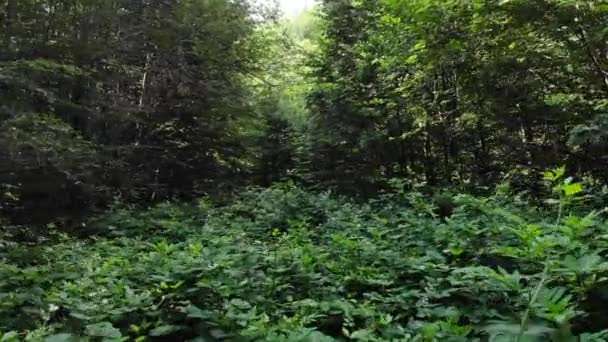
[
  {"x1": 128, "y1": 321, "x2": 152, "y2": 337},
  {"x1": 541, "y1": 166, "x2": 566, "y2": 182},
  {"x1": 151, "y1": 239, "x2": 178, "y2": 256},
  {"x1": 447, "y1": 246, "x2": 465, "y2": 256},
  {"x1": 157, "y1": 281, "x2": 183, "y2": 291},
  {"x1": 516, "y1": 224, "x2": 542, "y2": 243},
  {"x1": 506, "y1": 223, "x2": 557, "y2": 259},
  {"x1": 413, "y1": 40, "x2": 427, "y2": 52},
  {"x1": 541, "y1": 167, "x2": 584, "y2": 210},
  {"x1": 562, "y1": 183, "x2": 583, "y2": 197}
]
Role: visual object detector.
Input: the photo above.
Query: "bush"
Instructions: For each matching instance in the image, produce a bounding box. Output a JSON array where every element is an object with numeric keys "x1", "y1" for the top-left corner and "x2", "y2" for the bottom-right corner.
[{"x1": 1, "y1": 175, "x2": 608, "y2": 341}]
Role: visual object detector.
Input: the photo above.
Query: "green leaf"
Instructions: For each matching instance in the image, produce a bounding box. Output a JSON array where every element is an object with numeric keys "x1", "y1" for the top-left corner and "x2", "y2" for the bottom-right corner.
[
  {"x1": 405, "y1": 55, "x2": 418, "y2": 64},
  {"x1": 413, "y1": 40, "x2": 426, "y2": 51},
  {"x1": 541, "y1": 171, "x2": 555, "y2": 181},
  {"x1": 484, "y1": 320, "x2": 555, "y2": 337},
  {"x1": 149, "y1": 325, "x2": 184, "y2": 337},
  {"x1": 554, "y1": 166, "x2": 566, "y2": 180},
  {"x1": 1, "y1": 332, "x2": 19, "y2": 342},
  {"x1": 230, "y1": 298, "x2": 252, "y2": 309},
  {"x1": 560, "y1": 254, "x2": 608, "y2": 274},
  {"x1": 580, "y1": 331, "x2": 608, "y2": 342},
  {"x1": 449, "y1": 247, "x2": 465, "y2": 256},
  {"x1": 493, "y1": 208, "x2": 525, "y2": 225},
  {"x1": 184, "y1": 305, "x2": 213, "y2": 320},
  {"x1": 44, "y1": 334, "x2": 74, "y2": 342},
  {"x1": 542, "y1": 166, "x2": 566, "y2": 182},
  {"x1": 562, "y1": 183, "x2": 582, "y2": 197},
  {"x1": 85, "y1": 322, "x2": 122, "y2": 338}
]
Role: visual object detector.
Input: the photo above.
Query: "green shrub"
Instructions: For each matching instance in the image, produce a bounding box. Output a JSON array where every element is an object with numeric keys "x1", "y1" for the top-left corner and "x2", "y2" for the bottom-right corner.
[{"x1": 1, "y1": 175, "x2": 608, "y2": 341}]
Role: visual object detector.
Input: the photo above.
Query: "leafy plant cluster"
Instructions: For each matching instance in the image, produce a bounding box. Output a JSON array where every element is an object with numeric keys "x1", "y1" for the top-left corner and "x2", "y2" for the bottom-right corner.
[{"x1": 2, "y1": 169, "x2": 608, "y2": 341}]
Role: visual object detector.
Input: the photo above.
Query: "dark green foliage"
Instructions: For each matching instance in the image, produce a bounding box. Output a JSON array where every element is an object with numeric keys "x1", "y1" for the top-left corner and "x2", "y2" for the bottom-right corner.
[
  {"x1": 2, "y1": 178, "x2": 608, "y2": 340},
  {"x1": 0, "y1": 0, "x2": 277, "y2": 230},
  {"x1": 2, "y1": 2, "x2": 608, "y2": 341},
  {"x1": 433, "y1": 193, "x2": 456, "y2": 222},
  {"x1": 256, "y1": 115, "x2": 295, "y2": 186},
  {"x1": 0, "y1": 114, "x2": 102, "y2": 229}
]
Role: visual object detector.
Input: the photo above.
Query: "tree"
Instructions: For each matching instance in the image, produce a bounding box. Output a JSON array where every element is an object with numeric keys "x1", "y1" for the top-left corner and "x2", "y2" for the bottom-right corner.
[
  {"x1": 0, "y1": 0, "x2": 272, "y2": 228},
  {"x1": 300, "y1": 0, "x2": 608, "y2": 193}
]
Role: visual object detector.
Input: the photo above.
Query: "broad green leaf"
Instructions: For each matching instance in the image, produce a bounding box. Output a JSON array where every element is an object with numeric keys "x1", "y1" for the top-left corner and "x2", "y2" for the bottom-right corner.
[
  {"x1": 449, "y1": 247, "x2": 464, "y2": 256},
  {"x1": 44, "y1": 334, "x2": 74, "y2": 342},
  {"x1": 554, "y1": 166, "x2": 566, "y2": 180},
  {"x1": 1, "y1": 332, "x2": 19, "y2": 342},
  {"x1": 413, "y1": 40, "x2": 426, "y2": 51},
  {"x1": 405, "y1": 55, "x2": 418, "y2": 64},
  {"x1": 230, "y1": 298, "x2": 252, "y2": 309},
  {"x1": 149, "y1": 325, "x2": 184, "y2": 337},
  {"x1": 184, "y1": 305, "x2": 213, "y2": 320},
  {"x1": 561, "y1": 254, "x2": 608, "y2": 274},
  {"x1": 85, "y1": 322, "x2": 122, "y2": 338},
  {"x1": 562, "y1": 183, "x2": 583, "y2": 197}
]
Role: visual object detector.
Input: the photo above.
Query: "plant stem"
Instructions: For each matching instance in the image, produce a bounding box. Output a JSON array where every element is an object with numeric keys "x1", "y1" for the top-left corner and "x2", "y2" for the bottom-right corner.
[
  {"x1": 555, "y1": 200, "x2": 564, "y2": 228},
  {"x1": 517, "y1": 192, "x2": 561, "y2": 341},
  {"x1": 516, "y1": 195, "x2": 566, "y2": 342},
  {"x1": 517, "y1": 262, "x2": 550, "y2": 342}
]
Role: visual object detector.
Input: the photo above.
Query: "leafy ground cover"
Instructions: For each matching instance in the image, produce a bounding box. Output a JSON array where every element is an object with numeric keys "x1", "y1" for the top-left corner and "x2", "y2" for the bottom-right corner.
[{"x1": 2, "y1": 171, "x2": 608, "y2": 341}]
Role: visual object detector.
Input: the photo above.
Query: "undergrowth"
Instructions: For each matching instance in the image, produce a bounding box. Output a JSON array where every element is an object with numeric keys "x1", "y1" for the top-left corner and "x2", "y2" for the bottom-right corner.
[{"x1": 2, "y1": 169, "x2": 608, "y2": 341}]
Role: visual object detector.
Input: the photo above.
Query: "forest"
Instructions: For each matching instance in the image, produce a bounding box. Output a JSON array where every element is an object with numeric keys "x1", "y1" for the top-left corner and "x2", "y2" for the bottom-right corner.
[{"x1": 1, "y1": 0, "x2": 608, "y2": 340}]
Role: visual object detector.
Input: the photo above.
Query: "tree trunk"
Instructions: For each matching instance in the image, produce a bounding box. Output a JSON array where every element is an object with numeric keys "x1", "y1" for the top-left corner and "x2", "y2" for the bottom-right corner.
[
  {"x1": 423, "y1": 119, "x2": 435, "y2": 185},
  {"x1": 395, "y1": 109, "x2": 409, "y2": 177},
  {"x1": 139, "y1": 53, "x2": 152, "y2": 109},
  {"x1": 4, "y1": 0, "x2": 15, "y2": 56},
  {"x1": 45, "y1": 0, "x2": 58, "y2": 43},
  {"x1": 442, "y1": 127, "x2": 450, "y2": 182}
]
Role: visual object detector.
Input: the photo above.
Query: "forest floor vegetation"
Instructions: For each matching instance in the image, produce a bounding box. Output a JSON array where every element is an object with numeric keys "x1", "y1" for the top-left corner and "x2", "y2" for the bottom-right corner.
[{"x1": 2, "y1": 169, "x2": 608, "y2": 341}]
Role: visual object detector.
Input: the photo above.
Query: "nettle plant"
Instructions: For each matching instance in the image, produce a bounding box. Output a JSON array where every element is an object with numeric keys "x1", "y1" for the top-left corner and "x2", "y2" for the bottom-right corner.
[
  {"x1": 2, "y1": 174, "x2": 608, "y2": 341},
  {"x1": 485, "y1": 167, "x2": 608, "y2": 342}
]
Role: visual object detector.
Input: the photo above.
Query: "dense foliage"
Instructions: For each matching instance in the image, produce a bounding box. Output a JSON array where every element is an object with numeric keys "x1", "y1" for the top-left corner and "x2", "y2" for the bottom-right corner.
[
  {"x1": 0, "y1": 0, "x2": 276, "y2": 227},
  {"x1": 304, "y1": 0, "x2": 608, "y2": 191},
  {"x1": 3, "y1": 0, "x2": 607, "y2": 226},
  {"x1": 2, "y1": 0, "x2": 608, "y2": 341},
  {"x1": 2, "y1": 172, "x2": 608, "y2": 340}
]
